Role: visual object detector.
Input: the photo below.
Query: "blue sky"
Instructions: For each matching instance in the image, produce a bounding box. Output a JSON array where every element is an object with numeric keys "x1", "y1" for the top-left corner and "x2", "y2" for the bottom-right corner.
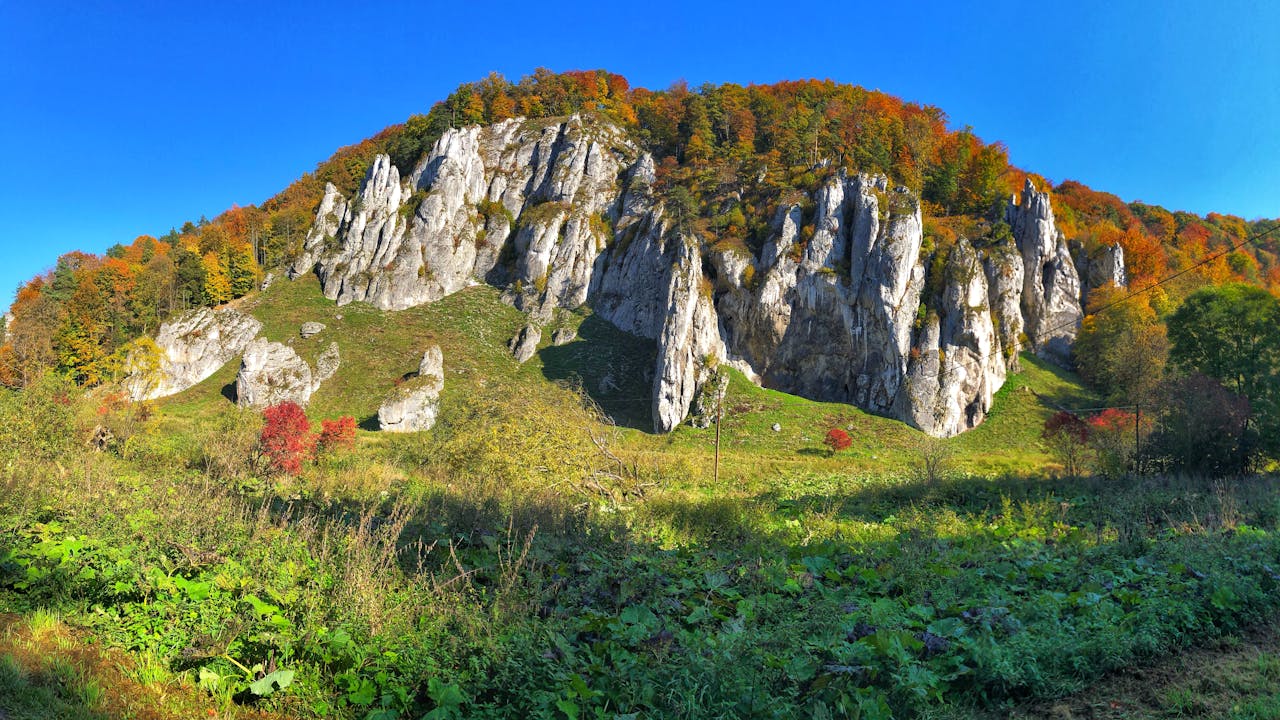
[{"x1": 3, "y1": 0, "x2": 1278, "y2": 309}]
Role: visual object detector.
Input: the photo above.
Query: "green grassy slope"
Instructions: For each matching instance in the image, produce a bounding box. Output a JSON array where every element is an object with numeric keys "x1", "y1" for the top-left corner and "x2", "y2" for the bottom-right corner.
[{"x1": 156, "y1": 276, "x2": 1094, "y2": 480}]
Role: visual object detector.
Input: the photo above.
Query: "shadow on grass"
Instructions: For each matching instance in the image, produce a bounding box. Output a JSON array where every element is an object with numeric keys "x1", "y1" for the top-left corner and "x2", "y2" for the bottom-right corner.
[
  {"x1": 539, "y1": 315, "x2": 656, "y2": 432},
  {"x1": 0, "y1": 652, "x2": 106, "y2": 720},
  {"x1": 8, "y1": 458, "x2": 1280, "y2": 716}
]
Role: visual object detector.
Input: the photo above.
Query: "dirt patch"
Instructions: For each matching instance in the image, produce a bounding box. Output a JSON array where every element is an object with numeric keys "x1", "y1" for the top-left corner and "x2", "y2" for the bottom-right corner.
[{"x1": 1012, "y1": 622, "x2": 1280, "y2": 719}]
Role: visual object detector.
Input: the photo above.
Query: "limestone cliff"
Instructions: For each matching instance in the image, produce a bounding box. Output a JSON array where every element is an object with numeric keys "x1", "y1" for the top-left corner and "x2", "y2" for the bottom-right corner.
[
  {"x1": 124, "y1": 307, "x2": 262, "y2": 401},
  {"x1": 294, "y1": 116, "x2": 1118, "y2": 436},
  {"x1": 1007, "y1": 179, "x2": 1083, "y2": 362}
]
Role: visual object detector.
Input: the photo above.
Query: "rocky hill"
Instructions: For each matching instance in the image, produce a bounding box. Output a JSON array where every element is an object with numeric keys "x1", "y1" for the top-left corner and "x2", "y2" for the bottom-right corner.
[
  {"x1": 249, "y1": 113, "x2": 1116, "y2": 436},
  {"x1": 12, "y1": 71, "x2": 1276, "y2": 437}
]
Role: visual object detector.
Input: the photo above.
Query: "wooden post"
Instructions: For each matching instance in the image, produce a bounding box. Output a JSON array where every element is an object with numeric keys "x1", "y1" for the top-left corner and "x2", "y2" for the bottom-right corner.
[
  {"x1": 1134, "y1": 403, "x2": 1141, "y2": 475},
  {"x1": 713, "y1": 374, "x2": 723, "y2": 485}
]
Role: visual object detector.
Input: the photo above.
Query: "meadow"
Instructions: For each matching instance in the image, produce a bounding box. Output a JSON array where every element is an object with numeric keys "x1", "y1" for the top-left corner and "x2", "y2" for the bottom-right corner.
[{"x1": 3, "y1": 278, "x2": 1280, "y2": 719}]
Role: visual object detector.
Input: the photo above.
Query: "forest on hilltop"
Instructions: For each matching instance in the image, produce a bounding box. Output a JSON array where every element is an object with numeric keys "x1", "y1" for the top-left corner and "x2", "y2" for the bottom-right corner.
[{"x1": 2, "y1": 69, "x2": 1276, "y2": 395}]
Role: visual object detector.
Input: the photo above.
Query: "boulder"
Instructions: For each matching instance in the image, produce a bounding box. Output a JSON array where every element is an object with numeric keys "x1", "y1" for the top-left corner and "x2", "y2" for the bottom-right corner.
[
  {"x1": 551, "y1": 327, "x2": 577, "y2": 346},
  {"x1": 300, "y1": 322, "x2": 326, "y2": 339},
  {"x1": 236, "y1": 339, "x2": 315, "y2": 408},
  {"x1": 315, "y1": 342, "x2": 340, "y2": 383},
  {"x1": 508, "y1": 324, "x2": 541, "y2": 363},
  {"x1": 418, "y1": 345, "x2": 443, "y2": 377},
  {"x1": 378, "y1": 345, "x2": 444, "y2": 432},
  {"x1": 124, "y1": 307, "x2": 262, "y2": 401}
]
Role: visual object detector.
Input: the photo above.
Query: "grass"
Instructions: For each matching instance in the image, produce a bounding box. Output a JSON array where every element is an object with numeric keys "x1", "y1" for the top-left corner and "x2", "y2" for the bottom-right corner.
[
  {"x1": 7, "y1": 276, "x2": 1279, "y2": 718},
  {"x1": 159, "y1": 274, "x2": 1095, "y2": 485},
  {"x1": 163, "y1": 274, "x2": 531, "y2": 427},
  {"x1": 1008, "y1": 623, "x2": 1280, "y2": 718},
  {"x1": 0, "y1": 610, "x2": 276, "y2": 720}
]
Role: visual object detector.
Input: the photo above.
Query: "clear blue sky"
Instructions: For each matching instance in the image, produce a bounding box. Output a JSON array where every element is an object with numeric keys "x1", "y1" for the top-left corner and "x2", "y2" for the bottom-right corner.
[{"x1": 3, "y1": 0, "x2": 1278, "y2": 310}]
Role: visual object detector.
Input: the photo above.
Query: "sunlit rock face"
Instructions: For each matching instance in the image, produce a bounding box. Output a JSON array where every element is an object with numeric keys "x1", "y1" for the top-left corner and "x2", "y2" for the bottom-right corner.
[
  {"x1": 124, "y1": 307, "x2": 262, "y2": 401},
  {"x1": 378, "y1": 345, "x2": 444, "y2": 433},
  {"x1": 296, "y1": 118, "x2": 1114, "y2": 436},
  {"x1": 235, "y1": 340, "x2": 338, "y2": 409},
  {"x1": 1007, "y1": 178, "x2": 1082, "y2": 363}
]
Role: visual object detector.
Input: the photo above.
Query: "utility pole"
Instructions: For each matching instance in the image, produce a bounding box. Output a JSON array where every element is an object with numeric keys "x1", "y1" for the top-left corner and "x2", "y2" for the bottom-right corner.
[
  {"x1": 1134, "y1": 403, "x2": 1141, "y2": 475},
  {"x1": 713, "y1": 371, "x2": 725, "y2": 485}
]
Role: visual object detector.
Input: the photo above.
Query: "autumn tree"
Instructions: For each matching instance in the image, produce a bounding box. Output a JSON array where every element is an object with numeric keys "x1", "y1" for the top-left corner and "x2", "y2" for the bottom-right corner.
[
  {"x1": 1073, "y1": 284, "x2": 1169, "y2": 406},
  {"x1": 1086, "y1": 408, "x2": 1145, "y2": 478},
  {"x1": 201, "y1": 251, "x2": 232, "y2": 305},
  {"x1": 318, "y1": 415, "x2": 357, "y2": 452},
  {"x1": 1149, "y1": 374, "x2": 1253, "y2": 476},
  {"x1": 1042, "y1": 411, "x2": 1089, "y2": 476},
  {"x1": 823, "y1": 427, "x2": 852, "y2": 455}
]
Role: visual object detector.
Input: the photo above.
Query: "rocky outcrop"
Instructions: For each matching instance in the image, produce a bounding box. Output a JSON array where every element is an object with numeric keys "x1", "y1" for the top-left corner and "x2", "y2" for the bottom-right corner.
[
  {"x1": 1077, "y1": 242, "x2": 1127, "y2": 308},
  {"x1": 983, "y1": 240, "x2": 1025, "y2": 373},
  {"x1": 652, "y1": 235, "x2": 726, "y2": 432},
  {"x1": 236, "y1": 339, "x2": 315, "y2": 408},
  {"x1": 897, "y1": 240, "x2": 1006, "y2": 436},
  {"x1": 1007, "y1": 179, "x2": 1082, "y2": 362},
  {"x1": 124, "y1": 307, "x2": 262, "y2": 401},
  {"x1": 300, "y1": 322, "x2": 325, "y2": 339},
  {"x1": 298, "y1": 117, "x2": 1119, "y2": 436},
  {"x1": 551, "y1": 327, "x2": 577, "y2": 346},
  {"x1": 289, "y1": 183, "x2": 347, "y2": 280},
  {"x1": 715, "y1": 173, "x2": 926, "y2": 415},
  {"x1": 508, "y1": 324, "x2": 541, "y2": 363},
  {"x1": 378, "y1": 345, "x2": 444, "y2": 432},
  {"x1": 236, "y1": 339, "x2": 339, "y2": 409},
  {"x1": 292, "y1": 116, "x2": 635, "y2": 314},
  {"x1": 315, "y1": 342, "x2": 341, "y2": 384}
]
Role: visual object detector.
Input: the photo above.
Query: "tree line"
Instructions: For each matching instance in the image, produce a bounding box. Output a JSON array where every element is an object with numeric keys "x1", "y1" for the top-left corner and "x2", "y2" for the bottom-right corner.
[{"x1": 3, "y1": 69, "x2": 1278, "y2": 406}]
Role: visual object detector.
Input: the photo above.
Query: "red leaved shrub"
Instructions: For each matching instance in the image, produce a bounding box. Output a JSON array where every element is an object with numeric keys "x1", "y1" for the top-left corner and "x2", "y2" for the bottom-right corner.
[
  {"x1": 318, "y1": 415, "x2": 357, "y2": 452},
  {"x1": 823, "y1": 427, "x2": 852, "y2": 453},
  {"x1": 260, "y1": 402, "x2": 315, "y2": 475}
]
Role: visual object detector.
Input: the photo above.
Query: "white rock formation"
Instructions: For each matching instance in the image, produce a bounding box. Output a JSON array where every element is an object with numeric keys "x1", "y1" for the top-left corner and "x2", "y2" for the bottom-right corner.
[
  {"x1": 235, "y1": 339, "x2": 315, "y2": 408},
  {"x1": 897, "y1": 239, "x2": 1006, "y2": 436},
  {"x1": 378, "y1": 345, "x2": 444, "y2": 432},
  {"x1": 295, "y1": 117, "x2": 1118, "y2": 437},
  {"x1": 1007, "y1": 179, "x2": 1083, "y2": 362},
  {"x1": 508, "y1": 324, "x2": 541, "y2": 363},
  {"x1": 124, "y1": 307, "x2": 262, "y2": 401},
  {"x1": 315, "y1": 342, "x2": 340, "y2": 384},
  {"x1": 236, "y1": 339, "x2": 340, "y2": 409},
  {"x1": 292, "y1": 116, "x2": 635, "y2": 315},
  {"x1": 300, "y1": 322, "x2": 326, "y2": 339},
  {"x1": 1078, "y1": 242, "x2": 1128, "y2": 308},
  {"x1": 652, "y1": 235, "x2": 727, "y2": 432}
]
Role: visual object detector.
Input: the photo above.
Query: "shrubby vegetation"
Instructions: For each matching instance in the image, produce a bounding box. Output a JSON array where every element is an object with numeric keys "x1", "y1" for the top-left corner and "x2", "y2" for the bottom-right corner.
[
  {"x1": 5, "y1": 69, "x2": 1280, "y2": 717},
  {"x1": 5, "y1": 372, "x2": 1280, "y2": 718}
]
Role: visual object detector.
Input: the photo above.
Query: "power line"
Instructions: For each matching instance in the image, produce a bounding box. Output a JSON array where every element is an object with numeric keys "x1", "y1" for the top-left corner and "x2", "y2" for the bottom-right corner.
[{"x1": 935, "y1": 218, "x2": 1280, "y2": 387}]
